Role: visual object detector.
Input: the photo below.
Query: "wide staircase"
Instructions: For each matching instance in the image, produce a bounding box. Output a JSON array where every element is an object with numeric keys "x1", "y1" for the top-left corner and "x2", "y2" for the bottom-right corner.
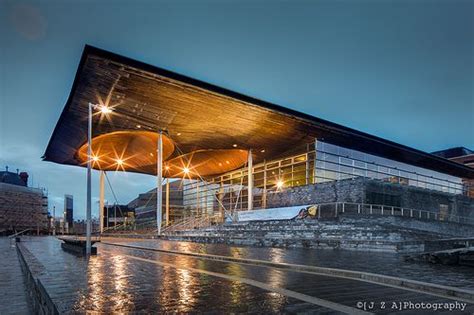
[
  {"x1": 102, "y1": 213, "x2": 221, "y2": 238},
  {"x1": 161, "y1": 214, "x2": 474, "y2": 253}
]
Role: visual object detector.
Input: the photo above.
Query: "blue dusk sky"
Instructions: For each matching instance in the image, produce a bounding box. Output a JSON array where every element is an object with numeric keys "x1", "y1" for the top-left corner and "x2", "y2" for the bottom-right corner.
[{"x1": 0, "y1": 0, "x2": 473, "y2": 219}]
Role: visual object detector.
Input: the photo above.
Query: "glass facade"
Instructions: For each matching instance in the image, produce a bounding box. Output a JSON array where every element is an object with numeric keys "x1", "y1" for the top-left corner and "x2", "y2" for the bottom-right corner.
[{"x1": 181, "y1": 141, "x2": 467, "y2": 214}]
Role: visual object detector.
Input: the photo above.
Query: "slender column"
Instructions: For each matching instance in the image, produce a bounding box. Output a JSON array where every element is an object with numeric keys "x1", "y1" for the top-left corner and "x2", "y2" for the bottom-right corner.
[
  {"x1": 313, "y1": 138, "x2": 318, "y2": 184},
  {"x1": 157, "y1": 131, "x2": 163, "y2": 234},
  {"x1": 262, "y1": 160, "x2": 267, "y2": 209},
  {"x1": 86, "y1": 102, "x2": 92, "y2": 255},
  {"x1": 165, "y1": 178, "x2": 170, "y2": 226},
  {"x1": 218, "y1": 180, "x2": 224, "y2": 221},
  {"x1": 247, "y1": 150, "x2": 253, "y2": 211},
  {"x1": 106, "y1": 202, "x2": 109, "y2": 229},
  {"x1": 99, "y1": 171, "x2": 105, "y2": 233},
  {"x1": 306, "y1": 143, "x2": 310, "y2": 185},
  {"x1": 196, "y1": 182, "x2": 200, "y2": 215}
]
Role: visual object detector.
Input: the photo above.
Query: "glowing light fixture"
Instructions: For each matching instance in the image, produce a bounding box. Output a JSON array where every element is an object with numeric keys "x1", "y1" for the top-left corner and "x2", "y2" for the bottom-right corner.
[
  {"x1": 232, "y1": 144, "x2": 238, "y2": 148},
  {"x1": 99, "y1": 105, "x2": 112, "y2": 114},
  {"x1": 261, "y1": 149, "x2": 265, "y2": 153},
  {"x1": 92, "y1": 156, "x2": 99, "y2": 162},
  {"x1": 183, "y1": 167, "x2": 190, "y2": 174},
  {"x1": 116, "y1": 159, "x2": 124, "y2": 165},
  {"x1": 276, "y1": 180, "x2": 284, "y2": 189}
]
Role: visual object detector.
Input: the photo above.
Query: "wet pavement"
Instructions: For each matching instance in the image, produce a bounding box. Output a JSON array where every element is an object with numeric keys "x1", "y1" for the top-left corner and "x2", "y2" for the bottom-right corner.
[
  {"x1": 0, "y1": 238, "x2": 32, "y2": 315},
  {"x1": 9, "y1": 236, "x2": 474, "y2": 314},
  {"x1": 103, "y1": 237, "x2": 474, "y2": 290}
]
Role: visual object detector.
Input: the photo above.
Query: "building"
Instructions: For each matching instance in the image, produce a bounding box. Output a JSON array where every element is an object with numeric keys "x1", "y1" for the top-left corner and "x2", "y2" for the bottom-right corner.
[
  {"x1": 102, "y1": 204, "x2": 134, "y2": 229},
  {"x1": 63, "y1": 194, "x2": 74, "y2": 233},
  {"x1": 43, "y1": 45, "x2": 474, "y2": 226},
  {"x1": 0, "y1": 167, "x2": 49, "y2": 234},
  {"x1": 128, "y1": 180, "x2": 185, "y2": 223},
  {"x1": 432, "y1": 147, "x2": 474, "y2": 198}
]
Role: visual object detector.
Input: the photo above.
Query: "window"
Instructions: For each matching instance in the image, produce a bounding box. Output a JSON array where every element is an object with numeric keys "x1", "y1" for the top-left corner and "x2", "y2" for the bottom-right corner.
[{"x1": 366, "y1": 192, "x2": 401, "y2": 207}]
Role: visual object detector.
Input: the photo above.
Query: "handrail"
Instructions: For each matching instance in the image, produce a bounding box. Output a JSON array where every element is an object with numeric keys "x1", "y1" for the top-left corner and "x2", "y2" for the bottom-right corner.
[
  {"x1": 8, "y1": 228, "x2": 31, "y2": 238},
  {"x1": 312, "y1": 202, "x2": 474, "y2": 226}
]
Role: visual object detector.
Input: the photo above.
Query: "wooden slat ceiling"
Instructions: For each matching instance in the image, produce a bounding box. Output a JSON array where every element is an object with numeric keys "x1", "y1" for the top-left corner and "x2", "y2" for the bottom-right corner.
[{"x1": 43, "y1": 45, "x2": 474, "y2": 179}]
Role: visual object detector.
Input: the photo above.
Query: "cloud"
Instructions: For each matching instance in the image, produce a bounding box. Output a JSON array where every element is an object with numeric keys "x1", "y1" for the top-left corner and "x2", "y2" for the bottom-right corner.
[{"x1": 8, "y1": 4, "x2": 48, "y2": 41}]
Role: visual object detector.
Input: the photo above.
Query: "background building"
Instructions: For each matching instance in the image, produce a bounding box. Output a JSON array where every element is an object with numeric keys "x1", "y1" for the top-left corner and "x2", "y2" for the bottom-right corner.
[
  {"x1": 102, "y1": 204, "x2": 135, "y2": 229},
  {"x1": 63, "y1": 194, "x2": 74, "y2": 233},
  {"x1": 0, "y1": 166, "x2": 49, "y2": 235},
  {"x1": 128, "y1": 179, "x2": 185, "y2": 223}
]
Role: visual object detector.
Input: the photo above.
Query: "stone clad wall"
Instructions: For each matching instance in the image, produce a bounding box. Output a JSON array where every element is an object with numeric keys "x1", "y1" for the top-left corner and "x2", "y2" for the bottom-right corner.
[
  {"x1": 266, "y1": 178, "x2": 366, "y2": 208},
  {"x1": 264, "y1": 178, "x2": 474, "y2": 219},
  {"x1": 364, "y1": 180, "x2": 474, "y2": 218}
]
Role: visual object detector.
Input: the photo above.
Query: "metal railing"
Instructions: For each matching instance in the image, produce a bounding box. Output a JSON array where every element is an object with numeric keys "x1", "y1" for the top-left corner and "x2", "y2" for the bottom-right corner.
[
  {"x1": 162, "y1": 213, "x2": 221, "y2": 234},
  {"x1": 314, "y1": 202, "x2": 474, "y2": 226}
]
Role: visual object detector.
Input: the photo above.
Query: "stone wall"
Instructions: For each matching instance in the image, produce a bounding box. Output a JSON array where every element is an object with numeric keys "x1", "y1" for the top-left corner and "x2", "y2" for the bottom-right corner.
[
  {"x1": 264, "y1": 178, "x2": 474, "y2": 219},
  {"x1": 363, "y1": 180, "x2": 474, "y2": 218},
  {"x1": 163, "y1": 215, "x2": 474, "y2": 253},
  {"x1": 16, "y1": 243, "x2": 59, "y2": 315},
  {"x1": 266, "y1": 178, "x2": 366, "y2": 208}
]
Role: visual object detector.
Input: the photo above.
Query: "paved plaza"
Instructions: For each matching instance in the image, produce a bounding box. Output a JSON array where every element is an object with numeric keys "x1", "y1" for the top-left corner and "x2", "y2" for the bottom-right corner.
[{"x1": 1, "y1": 236, "x2": 473, "y2": 314}]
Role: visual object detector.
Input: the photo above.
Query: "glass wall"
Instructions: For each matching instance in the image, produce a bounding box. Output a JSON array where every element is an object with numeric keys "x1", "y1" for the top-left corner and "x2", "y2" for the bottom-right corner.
[{"x1": 180, "y1": 140, "x2": 467, "y2": 213}]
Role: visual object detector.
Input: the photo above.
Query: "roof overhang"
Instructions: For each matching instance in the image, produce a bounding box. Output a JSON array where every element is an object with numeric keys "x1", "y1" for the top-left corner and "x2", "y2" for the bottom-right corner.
[{"x1": 43, "y1": 45, "x2": 474, "y2": 179}]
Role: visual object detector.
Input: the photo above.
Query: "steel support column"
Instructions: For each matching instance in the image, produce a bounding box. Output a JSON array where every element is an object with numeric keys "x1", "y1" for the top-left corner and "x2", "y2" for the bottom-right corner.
[
  {"x1": 157, "y1": 131, "x2": 163, "y2": 234},
  {"x1": 262, "y1": 160, "x2": 267, "y2": 209},
  {"x1": 165, "y1": 178, "x2": 170, "y2": 226},
  {"x1": 86, "y1": 103, "x2": 92, "y2": 255},
  {"x1": 99, "y1": 171, "x2": 105, "y2": 234},
  {"x1": 313, "y1": 138, "x2": 318, "y2": 184},
  {"x1": 247, "y1": 149, "x2": 253, "y2": 211}
]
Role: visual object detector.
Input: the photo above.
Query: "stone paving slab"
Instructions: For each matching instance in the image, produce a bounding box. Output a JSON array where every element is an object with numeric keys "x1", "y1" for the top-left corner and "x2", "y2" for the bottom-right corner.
[
  {"x1": 19, "y1": 237, "x2": 338, "y2": 314},
  {"x1": 102, "y1": 243, "x2": 474, "y2": 314},
  {"x1": 0, "y1": 238, "x2": 32, "y2": 315},
  {"x1": 103, "y1": 237, "x2": 474, "y2": 290},
  {"x1": 13, "y1": 236, "x2": 474, "y2": 314}
]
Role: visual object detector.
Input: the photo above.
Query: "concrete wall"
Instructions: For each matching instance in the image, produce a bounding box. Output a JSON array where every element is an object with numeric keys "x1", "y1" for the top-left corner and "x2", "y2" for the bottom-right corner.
[{"x1": 264, "y1": 178, "x2": 474, "y2": 219}]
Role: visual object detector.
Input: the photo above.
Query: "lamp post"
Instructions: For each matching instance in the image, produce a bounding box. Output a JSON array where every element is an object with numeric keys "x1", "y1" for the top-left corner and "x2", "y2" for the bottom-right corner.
[{"x1": 86, "y1": 102, "x2": 92, "y2": 255}]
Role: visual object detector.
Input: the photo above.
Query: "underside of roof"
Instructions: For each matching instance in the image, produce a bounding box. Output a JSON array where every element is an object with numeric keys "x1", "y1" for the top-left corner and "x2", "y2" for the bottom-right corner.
[{"x1": 43, "y1": 45, "x2": 474, "y2": 179}]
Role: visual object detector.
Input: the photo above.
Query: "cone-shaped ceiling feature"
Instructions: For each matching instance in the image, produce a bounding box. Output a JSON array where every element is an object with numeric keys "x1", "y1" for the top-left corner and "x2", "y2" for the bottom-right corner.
[
  {"x1": 77, "y1": 131, "x2": 175, "y2": 172},
  {"x1": 164, "y1": 149, "x2": 248, "y2": 179}
]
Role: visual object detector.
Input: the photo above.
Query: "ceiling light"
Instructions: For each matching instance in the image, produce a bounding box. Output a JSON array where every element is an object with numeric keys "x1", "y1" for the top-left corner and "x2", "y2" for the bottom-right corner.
[
  {"x1": 99, "y1": 105, "x2": 112, "y2": 114},
  {"x1": 116, "y1": 159, "x2": 123, "y2": 165},
  {"x1": 183, "y1": 167, "x2": 190, "y2": 174},
  {"x1": 136, "y1": 124, "x2": 141, "y2": 129},
  {"x1": 261, "y1": 149, "x2": 265, "y2": 153},
  {"x1": 276, "y1": 180, "x2": 284, "y2": 189},
  {"x1": 177, "y1": 132, "x2": 182, "y2": 136},
  {"x1": 232, "y1": 144, "x2": 237, "y2": 148}
]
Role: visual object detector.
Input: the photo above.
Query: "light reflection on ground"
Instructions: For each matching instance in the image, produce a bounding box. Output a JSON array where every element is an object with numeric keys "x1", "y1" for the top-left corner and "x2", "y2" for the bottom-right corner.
[{"x1": 17, "y1": 237, "x2": 474, "y2": 314}]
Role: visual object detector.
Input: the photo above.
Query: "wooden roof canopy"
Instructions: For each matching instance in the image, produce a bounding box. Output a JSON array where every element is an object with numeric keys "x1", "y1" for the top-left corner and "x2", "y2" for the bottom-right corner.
[{"x1": 43, "y1": 45, "x2": 474, "y2": 179}]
